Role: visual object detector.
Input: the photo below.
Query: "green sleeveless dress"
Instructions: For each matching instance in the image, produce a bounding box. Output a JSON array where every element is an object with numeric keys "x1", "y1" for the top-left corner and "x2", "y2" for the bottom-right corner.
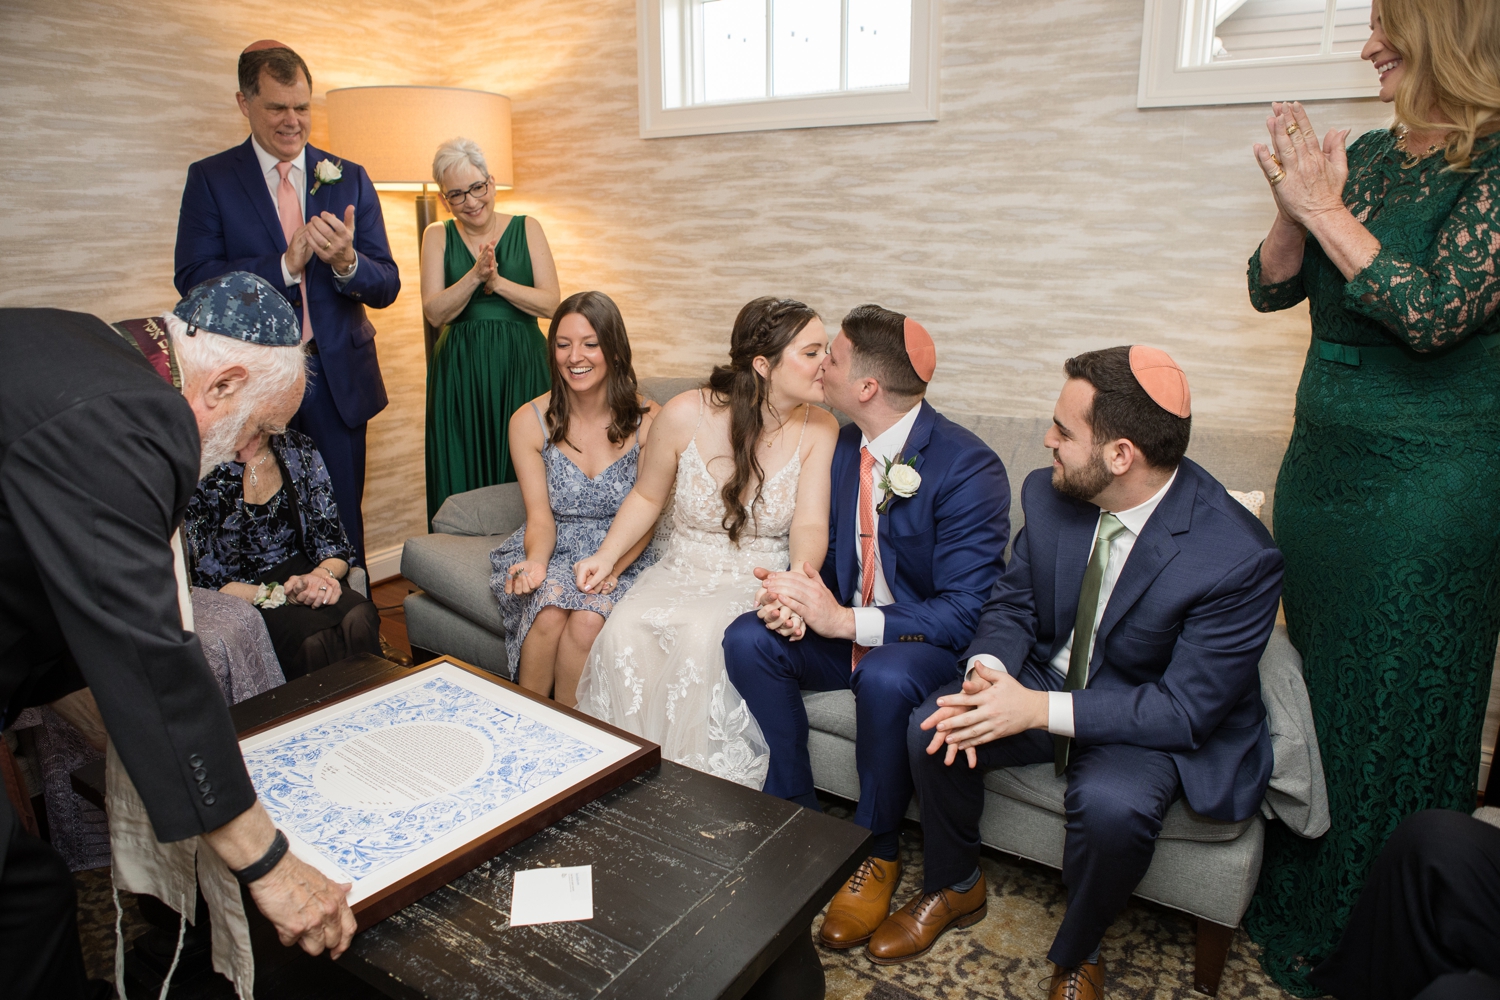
[
  {"x1": 425, "y1": 216, "x2": 550, "y2": 522},
  {"x1": 1243, "y1": 129, "x2": 1500, "y2": 994}
]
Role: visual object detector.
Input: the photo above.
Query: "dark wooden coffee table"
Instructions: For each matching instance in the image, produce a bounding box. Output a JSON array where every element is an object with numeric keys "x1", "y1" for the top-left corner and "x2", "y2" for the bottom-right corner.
[{"x1": 220, "y1": 655, "x2": 871, "y2": 1000}]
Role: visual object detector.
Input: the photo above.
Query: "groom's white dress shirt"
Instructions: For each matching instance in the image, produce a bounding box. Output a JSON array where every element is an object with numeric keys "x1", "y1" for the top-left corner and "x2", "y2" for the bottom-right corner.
[
  {"x1": 966, "y1": 469, "x2": 1177, "y2": 738},
  {"x1": 850, "y1": 403, "x2": 924, "y2": 648}
]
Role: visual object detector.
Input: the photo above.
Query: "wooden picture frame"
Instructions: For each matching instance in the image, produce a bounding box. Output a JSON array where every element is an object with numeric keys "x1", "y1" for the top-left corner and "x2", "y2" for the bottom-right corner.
[{"x1": 237, "y1": 656, "x2": 659, "y2": 930}]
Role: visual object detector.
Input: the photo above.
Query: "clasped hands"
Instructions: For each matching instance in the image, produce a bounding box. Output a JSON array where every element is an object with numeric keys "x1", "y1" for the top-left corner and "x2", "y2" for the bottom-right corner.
[
  {"x1": 753, "y1": 563, "x2": 853, "y2": 642},
  {"x1": 285, "y1": 204, "x2": 358, "y2": 277},
  {"x1": 1253, "y1": 101, "x2": 1351, "y2": 229},
  {"x1": 470, "y1": 239, "x2": 503, "y2": 294},
  {"x1": 283, "y1": 569, "x2": 340, "y2": 608},
  {"x1": 917, "y1": 661, "x2": 1049, "y2": 768}
]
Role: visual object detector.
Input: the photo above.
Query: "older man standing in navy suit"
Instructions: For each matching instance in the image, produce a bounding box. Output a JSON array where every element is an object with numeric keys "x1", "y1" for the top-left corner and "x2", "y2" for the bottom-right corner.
[
  {"x1": 724, "y1": 305, "x2": 1010, "y2": 953},
  {"x1": 175, "y1": 41, "x2": 400, "y2": 563},
  {"x1": 884, "y1": 347, "x2": 1283, "y2": 1000}
]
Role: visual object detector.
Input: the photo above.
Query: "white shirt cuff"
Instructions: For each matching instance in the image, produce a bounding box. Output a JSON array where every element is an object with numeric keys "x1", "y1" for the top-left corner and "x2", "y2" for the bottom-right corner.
[
  {"x1": 852, "y1": 606, "x2": 885, "y2": 647},
  {"x1": 964, "y1": 653, "x2": 1005, "y2": 682},
  {"x1": 1047, "y1": 691, "x2": 1076, "y2": 738},
  {"x1": 281, "y1": 254, "x2": 301, "y2": 286},
  {"x1": 333, "y1": 255, "x2": 358, "y2": 286}
]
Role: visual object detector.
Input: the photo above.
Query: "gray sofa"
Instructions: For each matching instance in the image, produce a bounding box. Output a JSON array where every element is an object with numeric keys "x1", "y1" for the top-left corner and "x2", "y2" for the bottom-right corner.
[{"x1": 403, "y1": 376, "x2": 1326, "y2": 995}]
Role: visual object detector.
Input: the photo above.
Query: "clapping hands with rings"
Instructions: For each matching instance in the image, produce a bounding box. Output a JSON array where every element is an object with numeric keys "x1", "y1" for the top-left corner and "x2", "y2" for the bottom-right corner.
[{"x1": 1252, "y1": 101, "x2": 1352, "y2": 228}]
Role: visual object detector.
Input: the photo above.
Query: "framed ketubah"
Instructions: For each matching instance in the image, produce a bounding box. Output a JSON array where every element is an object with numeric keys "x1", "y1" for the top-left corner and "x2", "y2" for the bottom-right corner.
[{"x1": 237, "y1": 657, "x2": 659, "y2": 929}]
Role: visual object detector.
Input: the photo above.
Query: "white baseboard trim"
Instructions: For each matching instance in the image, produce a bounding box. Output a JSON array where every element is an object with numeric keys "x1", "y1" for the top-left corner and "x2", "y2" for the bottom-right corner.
[{"x1": 365, "y1": 544, "x2": 404, "y2": 585}]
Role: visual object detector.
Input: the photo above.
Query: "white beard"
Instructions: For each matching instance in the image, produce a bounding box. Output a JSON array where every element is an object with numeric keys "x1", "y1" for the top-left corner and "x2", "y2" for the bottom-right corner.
[{"x1": 197, "y1": 398, "x2": 254, "y2": 480}]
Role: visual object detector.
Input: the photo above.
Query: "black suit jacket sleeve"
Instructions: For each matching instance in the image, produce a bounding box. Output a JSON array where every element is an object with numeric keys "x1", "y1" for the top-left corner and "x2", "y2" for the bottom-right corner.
[{"x1": 1, "y1": 390, "x2": 256, "y2": 842}]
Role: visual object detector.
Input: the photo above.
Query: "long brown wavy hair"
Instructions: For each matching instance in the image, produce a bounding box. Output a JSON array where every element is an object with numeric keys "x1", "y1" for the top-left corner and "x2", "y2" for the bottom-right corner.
[
  {"x1": 1381, "y1": 0, "x2": 1500, "y2": 171},
  {"x1": 544, "y1": 291, "x2": 647, "y2": 451},
  {"x1": 706, "y1": 296, "x2": 819, "y2": 545}
]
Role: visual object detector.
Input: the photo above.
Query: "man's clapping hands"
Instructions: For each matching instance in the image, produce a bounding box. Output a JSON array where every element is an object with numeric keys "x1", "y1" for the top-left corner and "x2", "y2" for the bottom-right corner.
[
  {"x1": 286, "y1": 205, "x2": 359, "y2": 277},
  {"x1": 918, "y1": 661, "x2": 1049, "y2": 767}
]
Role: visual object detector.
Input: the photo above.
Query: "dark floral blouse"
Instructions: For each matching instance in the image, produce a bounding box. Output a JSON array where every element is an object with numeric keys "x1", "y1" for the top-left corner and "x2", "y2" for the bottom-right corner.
[{"x1": 184, "y1": 429, "x2": 354, "y2": 590}]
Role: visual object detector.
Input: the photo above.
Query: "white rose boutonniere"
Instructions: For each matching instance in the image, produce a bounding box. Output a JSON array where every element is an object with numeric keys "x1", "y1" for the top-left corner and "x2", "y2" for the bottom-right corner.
[
  {"x1": 876, "y1": 456, "x2": 921, "y2": 514},
  {"x1": 310, "y1": 158, "x2": 343, "y2": 196}
]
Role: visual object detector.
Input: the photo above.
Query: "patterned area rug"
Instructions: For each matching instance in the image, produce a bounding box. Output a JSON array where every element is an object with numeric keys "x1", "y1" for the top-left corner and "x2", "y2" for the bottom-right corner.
[{"x1": 817, "y1": 809, "x2": 1299, "y2": 1000}]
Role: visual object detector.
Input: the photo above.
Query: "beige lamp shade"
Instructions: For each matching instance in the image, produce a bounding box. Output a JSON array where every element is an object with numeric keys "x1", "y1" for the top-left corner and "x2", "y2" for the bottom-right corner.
[{"x1": 326, "y1": 86, "x2": 512, "y2": 189}]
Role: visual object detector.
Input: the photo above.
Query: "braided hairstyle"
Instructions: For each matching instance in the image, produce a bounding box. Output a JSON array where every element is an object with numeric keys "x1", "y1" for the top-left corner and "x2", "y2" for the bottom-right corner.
[{"x1": 706, "y1": 296, "x2": 819, "y2": 545}]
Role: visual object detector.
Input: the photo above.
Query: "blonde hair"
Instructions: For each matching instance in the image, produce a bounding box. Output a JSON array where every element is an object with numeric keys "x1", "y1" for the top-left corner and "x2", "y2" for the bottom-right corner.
[
  {"x1": 431, "y1": 137, "x2": 489, "y2": 187},
  {"x1": 1380, "y1": 0, "x2": 1500, "y2": 171}
]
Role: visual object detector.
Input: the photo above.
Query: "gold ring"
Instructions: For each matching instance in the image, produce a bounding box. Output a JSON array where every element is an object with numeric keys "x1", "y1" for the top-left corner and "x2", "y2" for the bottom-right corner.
[
  {"x1": 1285, "y1": 122, "x2": 1301, "y2": 136},
  {"x1": 1268, "y1": 168, "x2": 1287, "y2": 186},
  {"x1": 323, "y1": 241, "x2": 332, "y2": 251}
]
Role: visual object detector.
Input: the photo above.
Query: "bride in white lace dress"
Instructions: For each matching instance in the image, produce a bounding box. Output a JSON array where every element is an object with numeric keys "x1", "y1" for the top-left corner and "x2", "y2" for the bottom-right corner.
[{"x1": 573, "y1": 297, "x2": 840, "y2": 788}]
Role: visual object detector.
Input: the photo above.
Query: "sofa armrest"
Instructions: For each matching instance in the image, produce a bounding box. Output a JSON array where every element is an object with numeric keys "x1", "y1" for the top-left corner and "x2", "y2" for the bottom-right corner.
[{"x1": 431, "y1": 482, "x2": 527, "y2": 538}]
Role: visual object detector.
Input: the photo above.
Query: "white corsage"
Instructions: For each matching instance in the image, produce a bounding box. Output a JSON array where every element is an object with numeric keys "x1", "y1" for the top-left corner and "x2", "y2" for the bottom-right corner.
[
  {"x1": 876, "y1": 456, "x2": 920, "y2": 514},
  {"x1": 252, "y1": 582, "x2": 287, "y2": 609},
  {"x1": 310, "y1": 158, "x2": 343, "y2": 195}
]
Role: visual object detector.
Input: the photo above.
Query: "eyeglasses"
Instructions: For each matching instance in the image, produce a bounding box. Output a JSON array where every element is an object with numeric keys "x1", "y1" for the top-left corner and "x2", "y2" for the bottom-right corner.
[{"x1": 443, "y1": 179, "x2": 491, "y2": 205}]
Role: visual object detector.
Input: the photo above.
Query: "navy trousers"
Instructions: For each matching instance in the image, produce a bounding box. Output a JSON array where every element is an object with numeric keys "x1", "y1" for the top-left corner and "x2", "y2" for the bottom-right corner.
[
  {"x1": 723, "y1": 611, "x2": 961, "y2": 851},
  {"x1": 909, "y1": 667, "x2": 1182, "y2": 968},
  {"x1": 290, "y1": 350, "x2": 368, "y2": 565}
]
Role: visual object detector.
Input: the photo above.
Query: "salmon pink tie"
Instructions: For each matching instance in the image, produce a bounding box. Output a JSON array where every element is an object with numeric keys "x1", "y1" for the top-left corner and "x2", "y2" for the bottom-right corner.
[
  {"x1": 275, "y1": 161, "x2": 312, "y2": 343},
  {"x1": 852, "y1": 446, "x2": 877, "y2": 670}
]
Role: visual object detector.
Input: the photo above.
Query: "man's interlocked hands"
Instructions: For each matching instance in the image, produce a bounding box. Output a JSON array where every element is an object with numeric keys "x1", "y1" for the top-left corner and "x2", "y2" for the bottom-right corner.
[
  {"x1": 753, "y1": 563, "x2": 856, "y2": 642},
  {"x1": 918, "y1": 661, "x2": 1049, "y2": 768}
]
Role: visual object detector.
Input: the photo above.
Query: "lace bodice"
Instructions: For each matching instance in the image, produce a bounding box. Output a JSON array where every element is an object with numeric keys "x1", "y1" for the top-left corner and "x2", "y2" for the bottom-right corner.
[
  {"x1": 669, "y1": 439, "x2": 801, "y2": 556},
  {"x1": 1249, "y1": 129, "x2": 1500, "y2": 352}
]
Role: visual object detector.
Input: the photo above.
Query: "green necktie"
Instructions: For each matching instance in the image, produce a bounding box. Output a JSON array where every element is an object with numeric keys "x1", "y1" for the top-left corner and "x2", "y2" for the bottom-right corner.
[{"x1": 1054, "y1": 512, "x2": 1128, "y2": 775}]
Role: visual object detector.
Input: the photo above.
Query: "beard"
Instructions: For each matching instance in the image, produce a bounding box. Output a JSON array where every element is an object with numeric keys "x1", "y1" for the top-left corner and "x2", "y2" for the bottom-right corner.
[
  {"x1": 197, "y1": 395, "x2": 256, "y2": 480},
  {"x1": 1051, "y1": 446, "x2": 1113, "y2": 503}
]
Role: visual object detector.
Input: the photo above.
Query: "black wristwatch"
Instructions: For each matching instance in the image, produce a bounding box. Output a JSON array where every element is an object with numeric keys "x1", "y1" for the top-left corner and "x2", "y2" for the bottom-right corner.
[{"x1": 230, "y1": 829, "x2": 289, "y2": 885}]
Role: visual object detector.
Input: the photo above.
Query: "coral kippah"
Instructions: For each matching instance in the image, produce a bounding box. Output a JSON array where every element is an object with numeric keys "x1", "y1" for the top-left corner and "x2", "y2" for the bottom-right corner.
[
  {"x1": 242, "y1": 39, "x2": 292, "y2": 53},
  {"x1": 1129, "y1": 345, "x2": 1191, "y2": 418},
  {"x1": 904, "y1": 318, "x2": 936, "y2": 383}
]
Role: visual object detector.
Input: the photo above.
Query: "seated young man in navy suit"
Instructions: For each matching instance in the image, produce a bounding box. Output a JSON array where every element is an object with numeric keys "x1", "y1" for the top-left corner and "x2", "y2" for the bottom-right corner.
[
  {"x1": 883, "y1": 347, "x2": 1283, "y2": 1000},
  {"x1": 724, "y1": 305, "x2": 1010, "y2": 951}
]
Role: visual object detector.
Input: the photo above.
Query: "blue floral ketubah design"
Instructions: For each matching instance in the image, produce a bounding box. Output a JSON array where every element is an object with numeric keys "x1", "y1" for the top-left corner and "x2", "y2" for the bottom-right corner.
[{"x1": 243, "y1": 675, "x2": 602, "y2": 880}]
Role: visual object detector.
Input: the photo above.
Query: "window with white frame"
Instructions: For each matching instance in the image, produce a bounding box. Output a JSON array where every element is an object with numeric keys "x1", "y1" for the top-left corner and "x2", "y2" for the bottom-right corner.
[
  {"x1": 638, "y1": 0, "x2": 939, "y2": 138},
  {"x1": 1138, "y1": 0, "x2": 1379, "y2": 108}
]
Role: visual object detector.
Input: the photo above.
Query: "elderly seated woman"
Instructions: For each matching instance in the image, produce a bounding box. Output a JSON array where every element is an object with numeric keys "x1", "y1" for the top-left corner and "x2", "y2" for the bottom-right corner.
[{"x1": 185, "y1": 427, "x2": 381, "y2": 678}]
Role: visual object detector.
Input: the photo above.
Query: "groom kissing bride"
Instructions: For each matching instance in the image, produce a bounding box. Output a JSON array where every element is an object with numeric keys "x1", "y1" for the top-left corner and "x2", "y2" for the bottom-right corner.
[{"x1": 724, "y1": 304, "x2": 1010, "y2": 950}]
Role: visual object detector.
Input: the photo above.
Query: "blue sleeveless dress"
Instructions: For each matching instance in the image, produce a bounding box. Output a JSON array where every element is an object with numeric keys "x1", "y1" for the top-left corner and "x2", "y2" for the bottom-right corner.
[{"x1": 489, "y1": 402, "x2": 657, "y2": 679}]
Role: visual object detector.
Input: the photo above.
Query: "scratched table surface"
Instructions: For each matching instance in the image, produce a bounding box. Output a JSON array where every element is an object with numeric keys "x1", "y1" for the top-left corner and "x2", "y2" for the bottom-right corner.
[{"x1": 235, "y1": 656, "x2": 871, "y2": 1000}]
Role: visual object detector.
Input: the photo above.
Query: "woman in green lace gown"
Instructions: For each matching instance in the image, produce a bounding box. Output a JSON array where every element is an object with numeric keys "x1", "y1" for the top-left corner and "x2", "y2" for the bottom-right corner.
[
  {"x1": 1240, "y1": 2, "x2": 1500, "y2": 993},
  {"x1": 421, "y1": 138, "x2": 560, "y2": 523}
]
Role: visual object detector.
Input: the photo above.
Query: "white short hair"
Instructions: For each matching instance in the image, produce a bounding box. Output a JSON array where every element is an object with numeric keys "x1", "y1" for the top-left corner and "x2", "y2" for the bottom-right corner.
[
  {"x1": 162, "y1": 311, "x2": 305, "y2": 404},
  {"x1": 432, "y1": 137, "x2": 489, "y2": 187}
]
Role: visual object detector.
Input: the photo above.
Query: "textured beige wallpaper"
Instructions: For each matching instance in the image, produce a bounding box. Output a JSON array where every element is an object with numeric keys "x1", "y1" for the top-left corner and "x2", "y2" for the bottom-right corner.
[{"x1": 0, "y1": 0, "x2": 1395, "y2": 558}]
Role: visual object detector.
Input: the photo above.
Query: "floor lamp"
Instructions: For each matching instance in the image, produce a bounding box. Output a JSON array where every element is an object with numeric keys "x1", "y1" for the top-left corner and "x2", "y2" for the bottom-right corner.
[{"x1": 327, "y1": 85, "x2": 513, "y2": 363}]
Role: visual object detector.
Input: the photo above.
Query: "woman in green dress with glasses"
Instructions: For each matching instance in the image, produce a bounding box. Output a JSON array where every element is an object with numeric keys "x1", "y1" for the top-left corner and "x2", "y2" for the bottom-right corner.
[
  {"x1": 1240, "y1": 0, "x2": 1500, "y2": 993},
  {"x1": 421, "y1": 137, "x2": 560, "y2": 523}
]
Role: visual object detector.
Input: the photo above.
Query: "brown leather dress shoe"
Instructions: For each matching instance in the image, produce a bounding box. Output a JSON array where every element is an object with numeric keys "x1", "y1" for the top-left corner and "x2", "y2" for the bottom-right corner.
[
  {"x1": 818, "y1": 856, "x2": 902, "y2": 948},
  {"x1": 1047, "y1": 957, "x2": 1105, "y2": 1000},
  {"x1": 865, "y1": 874, "x2": 988, "y2": 964}
]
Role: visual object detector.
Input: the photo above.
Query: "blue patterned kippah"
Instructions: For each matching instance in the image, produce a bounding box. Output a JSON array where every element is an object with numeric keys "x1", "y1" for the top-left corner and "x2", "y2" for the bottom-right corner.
[{"x1": 172, "y1": 271, "x2": 301, "y2": 347}]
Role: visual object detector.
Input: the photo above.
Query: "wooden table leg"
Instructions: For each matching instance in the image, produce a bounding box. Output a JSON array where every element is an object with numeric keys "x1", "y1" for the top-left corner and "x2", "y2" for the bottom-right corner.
[
  {"x1": 743, "y1": 921, "x2": 824, "y2": 1000},
  {"x1": 1194, "y1": 919, "x2": 1235, "y2": 996}
]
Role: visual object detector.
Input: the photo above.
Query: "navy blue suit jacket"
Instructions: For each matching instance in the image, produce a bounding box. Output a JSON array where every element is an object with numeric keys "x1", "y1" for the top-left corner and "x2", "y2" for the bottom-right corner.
[
  {"x1": 964, "y1": 458, "x2": 1283, "y2": 823},
  {"x1": 823, "y1": 400, "x2": 1010, "y2": 653},
  {"x1": 174, "y1": 138, "x2": 400, "y2": 428}
]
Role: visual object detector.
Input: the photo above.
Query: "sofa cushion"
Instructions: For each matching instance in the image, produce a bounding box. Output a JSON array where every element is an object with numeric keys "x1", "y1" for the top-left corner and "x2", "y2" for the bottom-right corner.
[
  {"x1": 401, "y1": 533, "x2": 505, "y2": 634},
  {"x1": 803, "y1": 689, "x2": 860, "y2": 742},
  {"x1": 639, "y1": 376, "x2": 703, "y2": 407},
  {"x1": 431, "y1": 482, "x2": 527, "y2": 538}
]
